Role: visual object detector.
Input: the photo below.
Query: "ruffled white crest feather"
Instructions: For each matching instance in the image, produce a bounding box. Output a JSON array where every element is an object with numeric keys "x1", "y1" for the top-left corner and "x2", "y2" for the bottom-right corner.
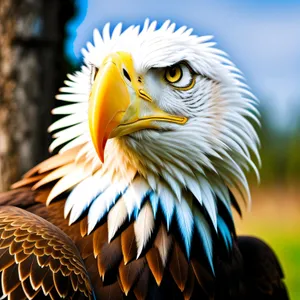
[
  {"x1": 157, "y1": 180, "x2": 175, "y2": 230},
  {"x1": 107, "y1": 198, "x2": 128, "y2": 242},
  {"x1": 194, "y1": 208, "x2": 214, "y2": 272},
  {"x1": 134, "y1": 202, "x2": 154, "y2": 258},
  {"x1": 87, "y1": 180, "x2": 128, "y2": 234},
  {"x1": 122, "y1": 177, "x2": 151, "y2": 219},
  {"x1": 175, "y1": 193, "x2": 194, "y2": 257}
]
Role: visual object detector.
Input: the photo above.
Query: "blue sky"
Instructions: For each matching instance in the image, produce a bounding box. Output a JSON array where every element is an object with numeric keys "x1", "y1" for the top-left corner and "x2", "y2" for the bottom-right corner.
[{"x1": 66, "y1": 0, "x2": 300, "y2": 130}]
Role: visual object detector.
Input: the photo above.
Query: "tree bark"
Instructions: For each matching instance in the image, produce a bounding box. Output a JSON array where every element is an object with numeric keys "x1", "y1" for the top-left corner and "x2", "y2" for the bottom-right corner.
[{"x1": 0, "y1": 0, "x2": 74, "y2": 191}]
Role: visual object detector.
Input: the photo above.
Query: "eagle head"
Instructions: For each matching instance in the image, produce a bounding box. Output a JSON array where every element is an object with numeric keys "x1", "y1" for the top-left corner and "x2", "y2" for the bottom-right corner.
[{"x1": 36, "y1": 19, "x2": 259, "y2": 263}]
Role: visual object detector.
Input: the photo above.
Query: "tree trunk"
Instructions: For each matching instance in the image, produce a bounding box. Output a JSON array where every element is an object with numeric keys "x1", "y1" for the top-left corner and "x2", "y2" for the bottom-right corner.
[{"x1": 0, "y1": 0, "x2": 74, "y2": 192}]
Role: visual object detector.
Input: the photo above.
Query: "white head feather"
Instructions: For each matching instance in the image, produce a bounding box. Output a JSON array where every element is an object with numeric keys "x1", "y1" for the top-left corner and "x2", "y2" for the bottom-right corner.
[{"x1": 47, "y1": 19, "x2": 260, "y2": 262}]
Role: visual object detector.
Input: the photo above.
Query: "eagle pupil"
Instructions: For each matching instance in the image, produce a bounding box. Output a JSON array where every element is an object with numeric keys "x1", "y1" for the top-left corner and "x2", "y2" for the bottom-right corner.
[
  {"x1": 169, "y1": 68, "x2": 176, "y2": 77},
  {"x1": 123, "y1": 69, "x2": 131, "y2": 81}
]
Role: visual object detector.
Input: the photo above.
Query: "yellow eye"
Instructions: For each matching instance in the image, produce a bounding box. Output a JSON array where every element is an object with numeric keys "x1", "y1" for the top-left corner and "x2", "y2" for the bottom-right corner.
[
  {"x1": 165, "y1": 65, "x2": 183, "y2": 83},
  {"x1": 164, "y1": 63, "x2": 195, "y2": 90}
]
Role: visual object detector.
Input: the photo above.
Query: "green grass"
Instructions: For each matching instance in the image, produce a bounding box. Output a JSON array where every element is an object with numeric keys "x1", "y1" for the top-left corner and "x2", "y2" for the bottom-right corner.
[
  {"x1": 234, "y1": 185, "x2": 300, "y2": 299},
  {"x1": 271, "y1": 233, "x2": 300, "y2": 299},
  {"x1": 251, "y1": 224, "x2": 300, "y2": 299}
]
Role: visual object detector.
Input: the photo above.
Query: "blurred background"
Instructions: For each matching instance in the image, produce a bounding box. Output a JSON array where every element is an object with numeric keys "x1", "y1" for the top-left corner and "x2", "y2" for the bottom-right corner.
[{"x1": 0, "y1": 0, "x2": 299, "y2": 297}]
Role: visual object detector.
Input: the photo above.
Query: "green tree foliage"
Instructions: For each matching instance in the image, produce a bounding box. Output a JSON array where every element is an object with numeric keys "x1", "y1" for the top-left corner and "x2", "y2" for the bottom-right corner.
[{"x1": 258, "y1": 105, "x2": 300, "y2": 184}]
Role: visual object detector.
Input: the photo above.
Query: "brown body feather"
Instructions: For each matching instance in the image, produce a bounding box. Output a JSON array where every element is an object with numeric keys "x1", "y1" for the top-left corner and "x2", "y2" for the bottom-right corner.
[
  {"x1": 0, "y1": 204, "x2": 93, "y2": 299},
  {"x1": 0, "y1": 181, "x2": 289, "y2": 299}
]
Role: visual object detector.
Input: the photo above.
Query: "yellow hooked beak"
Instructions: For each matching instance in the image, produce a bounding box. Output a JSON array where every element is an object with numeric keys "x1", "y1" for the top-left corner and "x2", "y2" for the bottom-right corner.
[{"x1": 89, "y1": 52, "x2": 187, "y2": 162}]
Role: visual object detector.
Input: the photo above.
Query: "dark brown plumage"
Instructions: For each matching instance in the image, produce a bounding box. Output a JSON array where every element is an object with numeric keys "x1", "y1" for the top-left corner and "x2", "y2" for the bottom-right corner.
[
  {"x1": 0, "y1": 184, "x2": 289, "y2": 299},
  {"x1": 0, "y1": 204, "x2": 93, "y2": 299}
]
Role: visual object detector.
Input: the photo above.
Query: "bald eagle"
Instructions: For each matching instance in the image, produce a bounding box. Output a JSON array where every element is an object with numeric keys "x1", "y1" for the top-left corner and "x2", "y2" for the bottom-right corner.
[{"x1": 0, "y1": 20, "x2": 289, "y2": 299}]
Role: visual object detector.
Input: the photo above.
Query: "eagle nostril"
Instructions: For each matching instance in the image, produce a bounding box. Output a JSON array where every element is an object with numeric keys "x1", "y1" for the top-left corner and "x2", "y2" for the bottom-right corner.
[{"x1": 123, "y1": 68, "x2": 131, "y2": 82}]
